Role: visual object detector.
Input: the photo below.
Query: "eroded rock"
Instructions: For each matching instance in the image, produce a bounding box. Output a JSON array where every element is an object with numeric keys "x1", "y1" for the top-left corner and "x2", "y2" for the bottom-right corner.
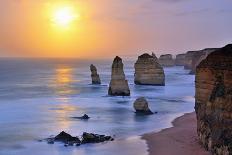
[
  {"x1": 184, "y1": 48, "x2": 218, "y2": 73},
  {"x1": 159, "y1": 54, "x2": 175, "y2": 67},
  {"x1": 82, "y1": 132, "x2": 114, "y2": 144},
  {"x1": 189, "y1": 48, "x2": 218, "y2": 74},
  {"x1": 90, "y1": 64, "x2": 101, "y2": 84},
  {"x1": 195, "y1": 44, "x2": 232, "y2": 155},
  {"x1": 54, "y1": 131, "x2": 81, "y2": 146},
  {"x1": 71, "y1": 114, "x2": 90, "y2": 120},
  {"x1": 108, "y1": 56, "x2": 130, "y2": 96},
  {"x1": 175, "y1": 54, "x2": 186, "y2": 66},
  {"x1": 45, "y1": 131, "x2": 114, "y2": 147},
  {"x1": 134, "y1": 97, "x2": 153, "y2": 115},
  {"x1": 134, "y1": 53, "x2": 165, "y2": 85}
]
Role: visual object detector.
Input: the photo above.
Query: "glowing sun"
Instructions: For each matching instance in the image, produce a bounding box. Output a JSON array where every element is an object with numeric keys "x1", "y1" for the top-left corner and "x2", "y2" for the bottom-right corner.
[{"x1": 52, "y1": 6, "x2": 79, "y2": 27}]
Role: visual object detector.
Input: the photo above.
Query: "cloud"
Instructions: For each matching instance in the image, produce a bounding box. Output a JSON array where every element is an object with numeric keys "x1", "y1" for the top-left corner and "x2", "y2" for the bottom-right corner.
[{"x1": 175, "y1": 8, "x2": 210, "y2": 16}]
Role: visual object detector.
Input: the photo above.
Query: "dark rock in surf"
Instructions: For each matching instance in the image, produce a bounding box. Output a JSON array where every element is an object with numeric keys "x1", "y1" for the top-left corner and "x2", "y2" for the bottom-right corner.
[
  {"x1": 134, "y1": 97, "x2": 153, "y2": 115},
  {"x1": 71, "y1": 114, "x2": 90, "y2": 120}
]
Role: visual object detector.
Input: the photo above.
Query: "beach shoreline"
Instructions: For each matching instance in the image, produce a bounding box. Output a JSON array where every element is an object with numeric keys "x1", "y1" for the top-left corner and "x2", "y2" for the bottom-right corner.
[{"x1": 142, "y1": 112, "x2": 210, "y2": 155}]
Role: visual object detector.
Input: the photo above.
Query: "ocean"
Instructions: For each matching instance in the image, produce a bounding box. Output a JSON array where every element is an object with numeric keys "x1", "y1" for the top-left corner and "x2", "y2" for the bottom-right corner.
[{"x1": 0, "y1": 58, "x2": 195, "y2": 155}]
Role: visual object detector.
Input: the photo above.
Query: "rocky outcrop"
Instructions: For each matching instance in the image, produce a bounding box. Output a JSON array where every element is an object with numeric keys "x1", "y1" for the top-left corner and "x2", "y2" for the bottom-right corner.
[
  {"x1": 159, "y1": 54, "x2": 175, "y2": 67},
  {"x1": 152, "y1": 52, "x2": 159, "y2": 61},
  {"x1": 134, "y1": 97, "x2": 153, "y2": 115},
  {"x1": 134, "y1": 53, "x2": 165, "y2": 86},
  {"x1": 90, "y1": 64, "x2": 101, "y2": 84},
  {"x1": 71, "y1": 114, "x2": 90, "y2": 120},
  {"x1": 184, "y1": 51, "x2": 199, "y2": 69},
  {"x1": 195, "y1": 44, "x2": 232, "y2": 155},
  {"x1": 175, "y1": 54, "x2": 186, "y2": 66},
  {"x1": 189, "y1": 48, "x2": 218, "y2": 74},
  {"x1": 108, "y1": 56, "x2": 130, "y2": 96},
  {"x1": 184, "y1": 48, "x2": 218, "y2": 73},
  {"x1": 45, "y1": 131, "x2": 114, "y2": 146}
]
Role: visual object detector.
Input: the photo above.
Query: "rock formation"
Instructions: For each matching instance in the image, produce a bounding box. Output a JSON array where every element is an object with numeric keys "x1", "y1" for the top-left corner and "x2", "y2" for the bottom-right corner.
[
  {"x1": 90, "y1": 64, "x2": 101, "y2": 84},
  {"x1": 195, "y1": 44, "x2": 232, "y2": 155},
  {"x1": 152, "y1": 52, "x2": 159, "y2": 61},
  {"x1": 184, "y1": 48, "x2": 218, "y2": 72},
  {"x1": 175, "y1": 54, "x2": 186, "y2": 66},
  {"x1": 184, "y1": 51, "x2": 199, "y2": 69},
  {"x1": 134, "y1": 53, "x2": 165, "y2": 85},
  {"x1": 134, "y1": 97, "x2": 153, "y2": 115},
  {"x1": 189, "y1": 48, "x2": 218, "y2": 74},
  {"x1": 45, "y1": 131, "x2": 114, "y2": 146},
  {"x1": 108, "y1": 56, "x2": 130, "y2": 96},
  {"x1": 159, "y1": 54, "x2": 175, "y2": 67}
]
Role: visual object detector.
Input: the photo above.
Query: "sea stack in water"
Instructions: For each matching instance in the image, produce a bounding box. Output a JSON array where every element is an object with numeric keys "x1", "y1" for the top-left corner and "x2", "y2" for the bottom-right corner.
[
  {"x1": 175, "y1": 54, "x2": 186, "y2": 66},
  {"x1": 159, "y1": 54, "x2": 175, "y2": 67},
  {"x1": 108, "y1": 56, "x2": 130, "y2": 96},
  {"x1": 134, "y1": 97, "x2": 153, "y2": 115},
  {"x1": 134, "y1": 53, "x2": 165, "y2": 85},
  {"x1": 195, "y1": 44, "x2": 232, "y2": 155},
  {"x1": 90, "y1": 64, "x2": 101, "y2": 84}
]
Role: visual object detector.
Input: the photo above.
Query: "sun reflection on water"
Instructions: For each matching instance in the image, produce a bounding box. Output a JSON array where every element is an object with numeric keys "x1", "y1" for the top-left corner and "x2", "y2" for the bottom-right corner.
[
  {"x1": 49, "y1": 67, "x2": 80, "y2": 130},
  {"x1": 52, "y1": 67, "x2": 80, "y2": 97}
]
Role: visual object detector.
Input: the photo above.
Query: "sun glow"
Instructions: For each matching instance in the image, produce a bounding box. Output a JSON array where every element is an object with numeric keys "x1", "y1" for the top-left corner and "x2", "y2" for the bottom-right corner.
[{"x1": 52, "y1": 6, "x2": 79, "y2": 27}]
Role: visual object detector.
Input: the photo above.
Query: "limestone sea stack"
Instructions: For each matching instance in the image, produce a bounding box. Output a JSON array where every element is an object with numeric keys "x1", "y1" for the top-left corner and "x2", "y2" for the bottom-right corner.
[
  {"x1": 195, "y1": 44, "x2": 232, "y2": 155},
  {"x1": 108, "y1": 56, "x2": 130, "y2": 96},
  {"x1": 175, "y1": 54, "x2": 186, "y2": 66},
  {"x1": 133, "y1": 97, "x2": 153, "y2": 115},
  {"x1": 90, "y1": 64, "x2": 101, "y2": 84},
  {"x1": 134, "y1": 53, "x2": 165, "y2": 86},
  {"x1": 159, "y1": 54, "x2": 175, "y2": 67}
]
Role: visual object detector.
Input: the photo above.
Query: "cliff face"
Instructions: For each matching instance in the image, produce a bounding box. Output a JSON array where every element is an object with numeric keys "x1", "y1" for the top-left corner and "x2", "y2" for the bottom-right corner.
[
  {"x1": 184, "y1": 51, "x2": 200, "y2": 69},
  {"x1": 108, "y1": 56, "x2": 130, "y2": 96},
  {"x1": 175, "y1": 54, "x2": 186, "y2": 66},
  {"x1": 159, "y1": 54, "x2": 175, "y2": 67},
  {"x1": 90, "y1": 64, "x2": 101, "y2": 84},
  {"x1": 134, "y1": 53, "x2": 165, "y2": 85},
  {"x1": 190, "y1": 48, "x2": 218, "y2": 74},
  {"x1": 195, "y1": 44, "x2": 232, "y2": 155}
]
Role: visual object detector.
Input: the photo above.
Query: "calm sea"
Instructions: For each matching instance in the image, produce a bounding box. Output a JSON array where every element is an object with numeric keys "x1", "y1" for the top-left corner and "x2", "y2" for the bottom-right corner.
[{"x1": 0, "y1": 58, "x2": 195, "y2": 155}]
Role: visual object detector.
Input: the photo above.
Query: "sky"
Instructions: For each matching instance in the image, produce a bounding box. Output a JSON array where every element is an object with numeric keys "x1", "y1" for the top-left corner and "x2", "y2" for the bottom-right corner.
[{"x1": 0, "y1": 0, "x2": 232, "y2": 59}]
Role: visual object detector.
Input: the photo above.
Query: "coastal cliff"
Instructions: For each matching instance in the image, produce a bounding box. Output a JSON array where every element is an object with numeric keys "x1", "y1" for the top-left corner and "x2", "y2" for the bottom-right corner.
[
  {"x1": 195, "y1": 44, "x2": 232, "y2": 155},
  {"x1": 134, "y1": 53, "x2": 165, "y2": 86},
  {"x1": 159, "y1": 54, "x2": 175, "y2": 67},
  {"x1": 190, "y1": 48, "x2": 218, "y2": 74},
  {"x1": 184, "y1": 51, "x2": 199, "y2": 69},
  {"x1": 108, "y1": 56, "x2": 130, "y2": 96}
]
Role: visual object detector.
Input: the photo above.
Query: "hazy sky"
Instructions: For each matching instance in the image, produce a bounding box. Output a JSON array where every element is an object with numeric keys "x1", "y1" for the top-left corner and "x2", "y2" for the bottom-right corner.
[{"x1": 0, "y1": 0, "x2": 232, "y2": 58}]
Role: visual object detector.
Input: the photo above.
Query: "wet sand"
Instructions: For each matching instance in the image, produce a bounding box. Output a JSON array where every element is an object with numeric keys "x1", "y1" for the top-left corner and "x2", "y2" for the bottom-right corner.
[{"x1": 142, "y1": 112, "x2": 210, "y2": 155}]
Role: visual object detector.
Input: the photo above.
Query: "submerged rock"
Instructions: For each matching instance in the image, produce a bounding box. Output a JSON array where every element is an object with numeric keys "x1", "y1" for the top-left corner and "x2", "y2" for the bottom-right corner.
[
  {"x1": 90, "y1": 64, "x2": 101, "y2": 84},
  {"x1": 82, "y1": 132, "x2": 114, "y2": 144},
  {"x1": 45, "y1": 131, "x2": 114, "y2": 146},
  {"x1": 134, "y1": 97, "x2": 153, "y2": 115},
  {"x1": 195, "y1": 44, "x2": 232, "y2": 155},
  {"x1": 54, "y1": 131, "x2": 81, "y2": 144},
  {"x1": 175, "y1": 54, "x2": 186, "y2": 66},
  {"x1": 108, "y1": 56, "x2": 130, "y2": 96},
  {"x1": 71, "y1": 114, "x2": 90, "y2": 120},
  {"x1": 159, "y1": 54, "x2": 175, "y2": 67},
  {"x1": 134, "y1": 53, "x2": 165, "y2": 85}
]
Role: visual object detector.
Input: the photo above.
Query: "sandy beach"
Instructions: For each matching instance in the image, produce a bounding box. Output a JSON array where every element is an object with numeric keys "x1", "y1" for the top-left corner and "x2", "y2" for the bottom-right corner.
[{"x1": 143, "y1": 112, "x2": 210, "y2": 155}]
